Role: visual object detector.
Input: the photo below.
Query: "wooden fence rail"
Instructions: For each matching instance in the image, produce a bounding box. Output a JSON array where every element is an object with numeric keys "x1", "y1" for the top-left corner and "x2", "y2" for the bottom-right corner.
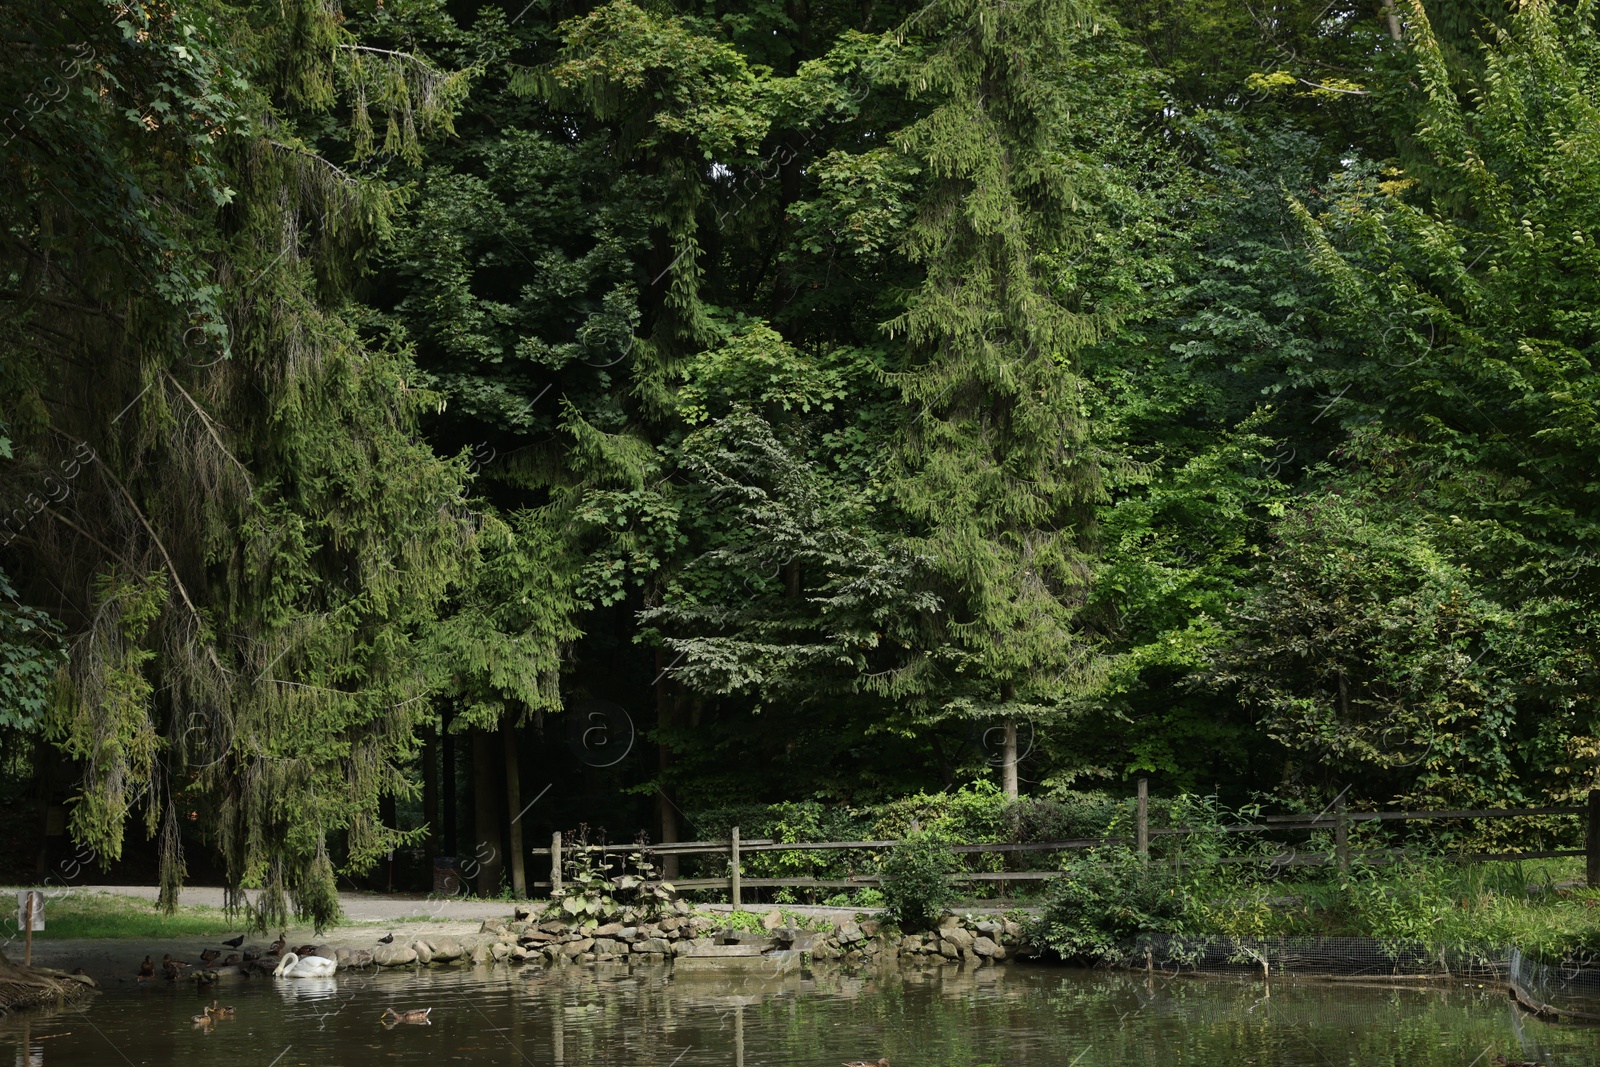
[{"x1": 523, "y1": 785, "x2": 1600, "y2": 901}]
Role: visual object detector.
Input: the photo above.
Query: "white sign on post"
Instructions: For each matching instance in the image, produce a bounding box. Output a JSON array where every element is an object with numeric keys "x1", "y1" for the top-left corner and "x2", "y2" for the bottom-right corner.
[{"x1": 16, "y1": 891, "x2": 44, "y2": 931}]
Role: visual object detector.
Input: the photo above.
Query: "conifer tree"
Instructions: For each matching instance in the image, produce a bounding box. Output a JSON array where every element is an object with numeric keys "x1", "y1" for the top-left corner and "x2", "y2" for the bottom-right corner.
[{"x1": 880, "y1": 0, "x2": 1115, "y2": 795}]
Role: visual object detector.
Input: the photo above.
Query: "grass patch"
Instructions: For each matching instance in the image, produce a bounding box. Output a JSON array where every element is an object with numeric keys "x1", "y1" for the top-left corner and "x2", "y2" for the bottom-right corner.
[{"x1": 8, "y1": 892, "x2": 245, "y2": 941}]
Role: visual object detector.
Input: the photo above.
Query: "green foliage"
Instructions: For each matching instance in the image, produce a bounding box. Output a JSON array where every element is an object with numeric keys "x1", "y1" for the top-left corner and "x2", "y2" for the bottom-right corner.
[
  {"x1": 547, "y1": 832, "x2": 677, "y2": 925},
  {"x1": 1033, "y1": 848, "x2": 1192, "y2": 963},
  {"x1": 876, "y1": 832, "x2": 959, "y2": 931}
]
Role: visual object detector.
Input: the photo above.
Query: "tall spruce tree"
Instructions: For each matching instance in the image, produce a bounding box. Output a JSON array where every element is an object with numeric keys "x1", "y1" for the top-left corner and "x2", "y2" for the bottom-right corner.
[{"x1": 880, "y1": 0, "x2": 1116, "y2": 795}]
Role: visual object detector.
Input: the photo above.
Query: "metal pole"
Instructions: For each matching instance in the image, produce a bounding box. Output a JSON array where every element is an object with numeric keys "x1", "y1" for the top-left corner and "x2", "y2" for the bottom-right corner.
[{"x1": 730, "y1": 826, "x2": 742, "y2": 910}]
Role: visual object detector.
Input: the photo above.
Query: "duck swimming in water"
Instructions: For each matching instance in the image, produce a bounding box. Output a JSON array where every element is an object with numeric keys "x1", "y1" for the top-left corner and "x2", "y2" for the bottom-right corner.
[{"x1": 380, "y1": 1007, "x2": 432, "y2": 1026}]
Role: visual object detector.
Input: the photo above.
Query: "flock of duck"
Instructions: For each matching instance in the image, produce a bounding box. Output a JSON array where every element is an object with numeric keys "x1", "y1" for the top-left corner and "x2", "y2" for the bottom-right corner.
[{"x1": 138, "y1": 930, "x2": 432, "y2": 1030}]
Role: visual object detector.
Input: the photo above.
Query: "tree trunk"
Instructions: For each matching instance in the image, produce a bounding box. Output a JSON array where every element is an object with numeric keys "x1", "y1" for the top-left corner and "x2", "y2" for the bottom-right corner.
[
  {"x1": 472, "y1": 728, "x2": 504, "y2": 895},
  {"x1": 1001, "y1": 720, "x2": 1019, "y2": 798},
  {"x1": 656, "y1": 650, "x2": 680, "y2": 878},
  {"x1": 442, "y1": 715, "x2": 458, "y2": 856},
  {"x1": 422, "y1": 722, "x2": 439, "y2": 859},
  {"x1": 502, "y1": 718, "x2": 527, "y2": 895}
]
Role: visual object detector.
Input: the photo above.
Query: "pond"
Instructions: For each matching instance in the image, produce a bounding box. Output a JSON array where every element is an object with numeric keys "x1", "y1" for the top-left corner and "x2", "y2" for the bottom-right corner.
[{"x1": 2, "y1": 961, "x2": 1595, "y2": 1067}]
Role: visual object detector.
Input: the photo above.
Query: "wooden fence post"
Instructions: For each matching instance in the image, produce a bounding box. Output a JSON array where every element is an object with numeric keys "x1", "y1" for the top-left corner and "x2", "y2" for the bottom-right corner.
[
  {"x1": 1587, "y1": 790, "x2": 1599, "y2": 889},
  {"x1": 1136, "y1": 778, "x2": 1149, "y2": 860},
  {"x1": 730, "y1": 826, "x2": 742, "y2": 910},
  {"x1": 550, "y1": 832, "x2": 563, "y2": 897},
  {"x1": 1335, "y1": 796, "x2": 1350, "y2": 874}
]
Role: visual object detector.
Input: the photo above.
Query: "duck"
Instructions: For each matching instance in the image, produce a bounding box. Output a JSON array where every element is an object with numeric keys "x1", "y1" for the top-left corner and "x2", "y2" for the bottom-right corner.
[
  {"x1": 843, "y1": 1060, "x2": 890, "y2": 1067},
  {"x1": 293, "y1": 944, "x2": 318, "y2": 956},
  {"x1": 222, "y1": 953, "x2": 240, "y2": 966},
  {"x1": 198, "y1": 949, "x2": 220, "y2": 965},
  {"x1": 273, "y1": 951, "x2": 339, "y2": 978},
  {"x1": 267, "y1": 932, "x2": 287, "y2": 956},
  {"x1": 221, "y1": 934, "x2": 245, "y2": 949},
  {"x1": 162, "y1": 954, "x2": 188, "y2": 980},
  {"x1": 207, "y1": 999, "x2": 236, "y2": 1018},
  {"x1": 380, "y1": 1006, "x2": 432, "y2": 1025},
  {"x1": 191, "y1": 1013, "x2": 214, "y2": 1029},
  {"x1": 137, "y1": 955, "x2": 154, "y2": 979}
]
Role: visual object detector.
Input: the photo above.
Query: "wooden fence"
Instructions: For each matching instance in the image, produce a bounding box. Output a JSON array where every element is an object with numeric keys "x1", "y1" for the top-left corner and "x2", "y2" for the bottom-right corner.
[{"x1": 521, "y1": 782, "x2": 1600, "y2": 904}]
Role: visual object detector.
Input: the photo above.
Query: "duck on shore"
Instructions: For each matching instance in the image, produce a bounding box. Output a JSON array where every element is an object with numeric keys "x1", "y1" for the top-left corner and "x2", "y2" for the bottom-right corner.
[{"x1": 137, "y1": 956, "x2": 154, "y2": 979}]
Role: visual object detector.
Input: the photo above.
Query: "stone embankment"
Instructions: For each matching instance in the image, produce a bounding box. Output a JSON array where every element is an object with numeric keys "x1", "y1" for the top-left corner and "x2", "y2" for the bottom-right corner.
[{"x1": 215, "y1": 902, "x2": 1035, "y2": 978}]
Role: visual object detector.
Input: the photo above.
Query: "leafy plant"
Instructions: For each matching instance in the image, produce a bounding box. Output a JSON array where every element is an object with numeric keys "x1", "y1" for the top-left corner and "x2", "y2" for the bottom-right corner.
[
  {"x1": 876, "y1": 832, "x2": 959, "y2": 932},
  {"x1": 1032, "y1": 848, "x2": 1192, "y2": 963},
  {"x1": 548, "y1": 829, "x2": 677, "y2": 925}
]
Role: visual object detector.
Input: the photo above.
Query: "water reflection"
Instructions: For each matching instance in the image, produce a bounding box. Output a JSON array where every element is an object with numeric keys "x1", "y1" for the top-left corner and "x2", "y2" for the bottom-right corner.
[{"x1": 1, "y1": 961, "x2": 1595, "y2": 1067}]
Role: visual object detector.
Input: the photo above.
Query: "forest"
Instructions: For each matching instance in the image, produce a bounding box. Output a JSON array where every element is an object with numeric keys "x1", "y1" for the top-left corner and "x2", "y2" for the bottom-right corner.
[{"x1": 2, "y1": 0, "x2": 1597, "y2": 924}]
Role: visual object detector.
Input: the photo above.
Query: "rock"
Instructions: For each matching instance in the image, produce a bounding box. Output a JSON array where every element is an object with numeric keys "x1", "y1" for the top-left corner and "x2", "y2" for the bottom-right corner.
[
  {"x1": 413, "y1": 941, "x2": 435, "y2": 964},
  {"x1": 634, "y1": 937, "x2": 670, "y2": 954},
  {"x1": 939, "y1": 914, "x2": 961, "y2": 930},
  {"x1": 811, "y1": 940, "x2": 840, "y2": 961},
  {"x1": 592, "y1": 938, "x2": 624, "y2": 958},
  {"x1": 513, "y1": 904, "x2": 534, "y2": 921},
  {"x1": 939, "y1": 939, "x2": 960, "y2": 959},
  {"x1": 373, "y1": 945, "x2": 418, "y2": 967},
  {"x1": 658, "y1": 916, "x2": 682, "y2": 934},
  {"x1": 676, "y1": 942, "x2": 764, "y2": 957},
  {"x1": 972, "y1": 936, "x2": 999, "y2": 958},
  {"x1": 760, "y1": 908, "x2": 784, "y2": 930},
  {"x1": 334, "y1": 948, "x2": 352, "y2": 966},
  {"x1": 470, "y1": 942, "x2": 492, "y2": 965},
  {"x1": 540, "y1": 920, "x2": 571, "y2": 935},
  {"x1": 859, "y1": 920, "x2": 881, "y2": 938},
  {"x1": 618, "y1": 927, "x2": 640, "y2": 943},
  {"x1": 431, "y1": 937, "x2": 465, "y2": 962},
  {"x1": 348, "y1": 949, "x2": 375, "y2": 968},
  {"x1": 1003, "y1": 920, "x2": 1023, "y2": 939},
  {"x1": 672, "y1": 899, "x2": 692, "y2": 915},
  {"x1": 562, "y1": 937, "x2": 595, "y2": 958},
  {"x1": 844, "y1": 949, "x2": 862, "y2": 963},
  {"x1": 975, "y1": 921, "x2": 1001, "y2": 935},
  {"x1": 521, "y1": 930, "x2": 559, "y2": 943},
  {"x1": 836, "y1": 922, "x2": 863, "y2": 945},
  {"x1": 899, "y1": 936, "x2": 921, "y2": 955},
  {"x1": 491, "y1": 941, "x2": 513, "y2": 961},
  {"x1": 480, "y1": 918, "x2": 508, "y2": 935},
  {"x1": 592, "y1": 922, "x2": 623, "y2": 937},
  {"x1": 943, "y1": 927, "x2": 975, "y2": 951},
  {"x1": 991, "y1": 943, "x2": 1007, "y2": 960}
]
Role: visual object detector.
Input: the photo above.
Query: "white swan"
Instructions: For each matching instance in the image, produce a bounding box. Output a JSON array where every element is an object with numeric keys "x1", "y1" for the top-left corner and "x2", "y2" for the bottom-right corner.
[{"x1": 273, "y1": 951, "x2": 338, "y2": 978}]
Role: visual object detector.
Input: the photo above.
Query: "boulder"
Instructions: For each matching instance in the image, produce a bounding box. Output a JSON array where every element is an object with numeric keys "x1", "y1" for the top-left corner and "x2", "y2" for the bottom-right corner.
[
  {"x1": 633, "y1": 937, "x2": 671, "y2": 954},
  {"x1": 939, "y1": 939, "x2": 960, "y2": 959},
  {"x1": 618, "y1": 927, "x2": 640, "y2": 943},
  {"x1": 975, "y1": 921, "x2": 1001, "y2": 936},
  {"x1": 836, "y1": 922, "x2": 863, "y2": 945},
  {"x1": 348, "y1": 949, "x2": 375, "y2": 968},
  {"x1": 412, "y1": 941, "x2": 435, "y2": 964},
  {"x1": 480, "y1": 918, "x2": 508, "y2": 935},
  {"x1": 431, "y1": 937, "x2": 465, "y2": 962},
  {"x1": 562, "y1": 937, "x2": 596, "y2": 958},
  {"x1": 943, "y1": 927, "x2": 975, "y2": 952},
  {"x1": 592, "y1": 922, "x2": 624, "y2": 938},
  {"x1": 540, "y1": 920, "x2": 571, "y2": 935},
  {"x1": 859, "y1": 920, "x2": 881, "y2": 938},
  {"x1": 1003, "y1": 920, "x2": 1023, "y2": 939},
  {"x1": 592, "y1": 938, "x2": 624, "y2": 958},
  {"x1": 373, "y1": 945, "x2": 418, "y2": 967},
  {"x1": 490, "y1": 941, "x2": 513, "y2": 961},
  {"x1": 972, "y1": 936, "x2": 999, "y2": 958},
  {"x1": 334, "y1": 948, "x2": 352, "y2": 966},
  {"x1": 760, "y1": 909, "x2": 784, "y2": 930}
]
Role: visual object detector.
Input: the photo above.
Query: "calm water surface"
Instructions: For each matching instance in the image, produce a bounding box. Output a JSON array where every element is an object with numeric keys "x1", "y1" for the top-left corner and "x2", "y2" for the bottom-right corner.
[{"x1": 3, "y1": 961, "x2": 1596, "y2": 1067}]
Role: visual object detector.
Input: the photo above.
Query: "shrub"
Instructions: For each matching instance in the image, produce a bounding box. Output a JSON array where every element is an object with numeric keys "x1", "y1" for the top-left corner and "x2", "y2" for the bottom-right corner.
[
  {"x1": 877, "y1": 833, "x2": 959, "y2": 931},
  {"x1": 1032, "y1": 849, "x2": 1192, "y2": 963}
]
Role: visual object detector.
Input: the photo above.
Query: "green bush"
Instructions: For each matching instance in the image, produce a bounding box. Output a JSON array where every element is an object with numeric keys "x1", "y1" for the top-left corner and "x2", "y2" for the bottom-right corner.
[
  {"x1": 877, "y1": 833, "x2": 959, "y2": 931},
  {"x1": 1032, "y1": 849, "x2": 1192, "y2": 963}
]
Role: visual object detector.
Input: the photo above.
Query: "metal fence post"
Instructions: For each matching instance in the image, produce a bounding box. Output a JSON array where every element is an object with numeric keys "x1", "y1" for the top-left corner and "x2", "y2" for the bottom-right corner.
[
  {"x1": 730, "y1": 826, "x2": 742, "y2": 910},
  {"x1": 550, "y1": 831, "x2": 563, "y2": 897}
]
